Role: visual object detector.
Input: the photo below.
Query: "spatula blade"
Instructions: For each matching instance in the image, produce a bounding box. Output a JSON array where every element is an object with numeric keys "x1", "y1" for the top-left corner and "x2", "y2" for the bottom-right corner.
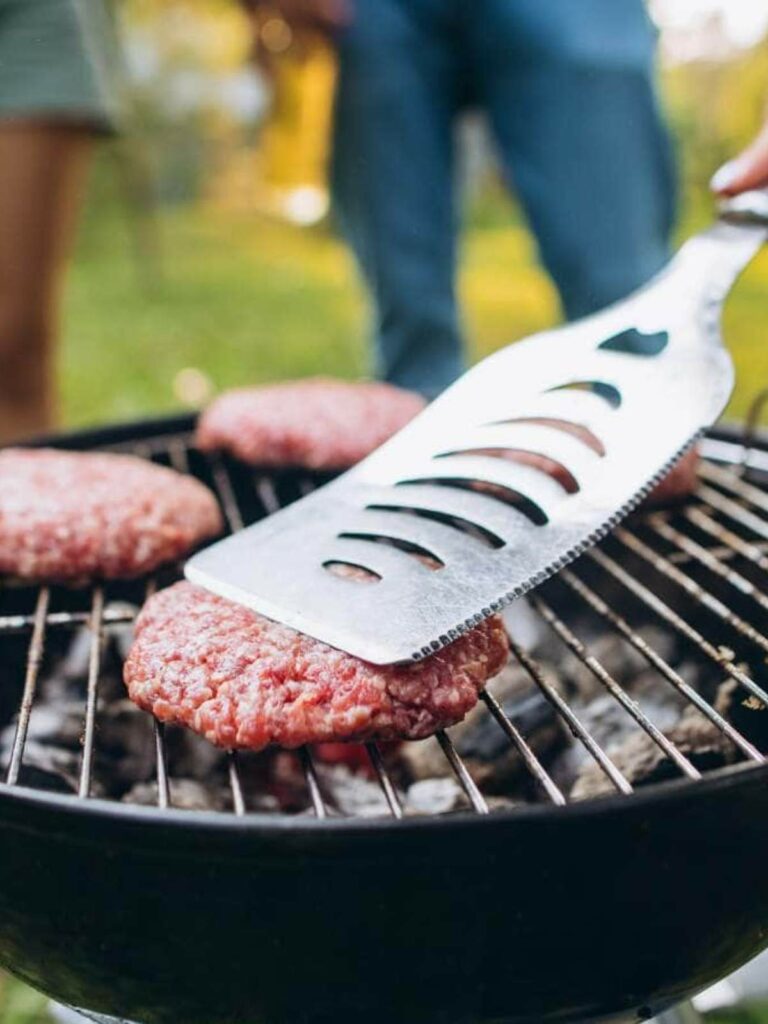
[{"x1": 187, "y1": 203, "x2": 767, "y2": 664}]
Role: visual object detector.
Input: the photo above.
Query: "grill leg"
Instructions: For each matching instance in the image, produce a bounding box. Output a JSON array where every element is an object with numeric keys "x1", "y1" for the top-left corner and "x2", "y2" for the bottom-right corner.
[{"x1": 652, "y1": 1002, "x2": 705, "y2": 1024}]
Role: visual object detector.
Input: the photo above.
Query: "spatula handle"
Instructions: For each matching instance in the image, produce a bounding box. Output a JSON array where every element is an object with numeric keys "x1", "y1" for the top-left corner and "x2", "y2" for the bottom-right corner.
[{"x1": 661, "y1": 192, "x2": 768, "y2": 323}]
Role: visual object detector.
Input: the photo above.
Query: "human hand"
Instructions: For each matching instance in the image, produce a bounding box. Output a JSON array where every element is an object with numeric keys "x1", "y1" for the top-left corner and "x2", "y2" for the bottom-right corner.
[{"x1": 710, "y1": 120, "x2": 768, "y2": 196}]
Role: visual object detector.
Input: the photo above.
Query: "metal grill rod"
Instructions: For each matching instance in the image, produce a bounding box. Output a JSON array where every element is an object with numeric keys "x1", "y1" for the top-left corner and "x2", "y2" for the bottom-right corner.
[
  {"x1": 616, "y1": 529, "x2": 768, "y2": 661},
  {"x1": 105, "y1": 431, "x2": 195, "y2": 458},
  {"x1": 300, "y1": 747, "x2": 328, "y2": 818},
  {"x1": 650, "y1": 516, "x2": 768, "y2": 614},
  {"x1": 668, "y1": 538, "x2": 768, "y2": 566},
  {"x1": 479, "y1": 689, "x2": 566, "y2": 805},
  {"x1": 697, "y1": 484, "x2": 768, "y2": 542},
  {"x1": 141, "y1": 578, "x2": 174, "y2": 811},
  {"x1": 255, "y1": 476, "x2": 281, "y2": 516},
  {"x1": 228, "y1": 752, "x2": 246, "y2": 816},
  {"x1": 560, "y1": 569, "x2": 764, "y2": 763},
  {"x1": 327, "y1": 748, "x2": 413, "y2": 819},
  {"x1": 78, "y1": 586, "x2": 105, "y2": 798},
  {"x1": 436, "y1": 731, "x2": 489, "y2": 813},
  {"x1": 588, "y1": 548, "x2": 768, "y2": 707},
  {"x1": 207, "y1": 453, "x2": 244, "y2": 533},
  {"x1": 0, "y1": 606, "x2": 136, "y2": 636},
  {"x1": 365, "y1": 743, "x2": 404, "y2": 818},
  {"x1": 5, "y1": 588, "x2": 50, "y2": 786},
  {"x1": 167, "y1": 438, "x2": 191, "y2": 476},
  {"x1": 153, "y1": 721, "x2": 170, "y2": 810},
  {"x1": 531, "y1": 595, "x2": 701, "y2": 781},
  {"x1": 700, "y1": 460, "x2": 768, "y2": 513},
  {"x1": 684, "y1": 507, "x2": 768, "y2": 574},
  {"x1": 506, "y1": 635, "x2": 633, "y2": 795}
]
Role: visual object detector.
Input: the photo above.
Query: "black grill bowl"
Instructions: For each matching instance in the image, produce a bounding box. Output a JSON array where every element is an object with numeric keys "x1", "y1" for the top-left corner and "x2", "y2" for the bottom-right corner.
[{"x1": 1, "y1": 768, "x2": 768, "y2": 1024}]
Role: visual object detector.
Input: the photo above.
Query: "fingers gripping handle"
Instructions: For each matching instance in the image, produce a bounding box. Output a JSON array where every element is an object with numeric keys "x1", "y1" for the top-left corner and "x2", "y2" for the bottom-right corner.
[{"x1": 718, "y1": 188, "x2": 768, "y2": 226}]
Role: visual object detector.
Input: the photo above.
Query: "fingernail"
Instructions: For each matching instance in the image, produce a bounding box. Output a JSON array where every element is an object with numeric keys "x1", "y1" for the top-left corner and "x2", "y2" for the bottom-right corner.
[{"x1": 710, "y1": 159, "x2": 744, "y2": 193}]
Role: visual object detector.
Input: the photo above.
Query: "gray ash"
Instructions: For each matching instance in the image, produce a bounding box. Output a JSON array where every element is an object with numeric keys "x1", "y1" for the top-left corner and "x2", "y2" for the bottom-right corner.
[
  {"x1": 125, "y1": 778, "x2": 230, "y2": 812},
  {"x1": 564, "y1": 666, "x2": 768, "y2": 801},
  {"x1": 0, "y1": 613, "x2": 145, "y2": 796},
  {"x1": 396, "y1": 607, "x2": 768, "y2": 806},
  {"x1": 570, "y1": 703, "x2": 738, "y2": 800},
  {"x1": 0, "y1": 609, "x2": 233, "y2": 800},
  {"x1": 399, "y1": 659, "x2": 563, "y2": 798}
]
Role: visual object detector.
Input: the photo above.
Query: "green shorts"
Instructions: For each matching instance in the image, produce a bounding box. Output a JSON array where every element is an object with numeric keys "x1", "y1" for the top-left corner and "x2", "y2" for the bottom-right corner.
[{"x1": 0, "y1": 0, "x2": 121, "y2": 132}]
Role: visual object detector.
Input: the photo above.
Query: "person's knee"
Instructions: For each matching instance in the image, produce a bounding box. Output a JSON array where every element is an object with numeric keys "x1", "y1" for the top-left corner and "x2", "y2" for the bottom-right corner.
[
  {"x1": 337, "y1": 0, "x2": 414, "y2": 67},
  {"x1": 489, "y1": 0, "x2": 656, "y2": 70},
  {"x1": 556, "y1": 250, "x2": 668, "y2": 320}
]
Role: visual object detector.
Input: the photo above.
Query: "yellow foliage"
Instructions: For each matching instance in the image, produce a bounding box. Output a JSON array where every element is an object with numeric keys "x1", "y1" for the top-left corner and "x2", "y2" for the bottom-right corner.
[
  {"x1": 124, "y1": 0, "x2": 252, "y2": 69},
  {"x1": 663, "y1": 34, "x2": 768, "y2": 195},
  {"x1": 260, "y1": 42, "x2": 337, "y2": 191}
]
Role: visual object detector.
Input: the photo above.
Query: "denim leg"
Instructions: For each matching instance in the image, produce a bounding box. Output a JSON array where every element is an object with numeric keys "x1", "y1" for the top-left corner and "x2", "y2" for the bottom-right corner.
[
  {"x1": 331, "y1": 0, "x2": 464, "y2": 398},
  {"x1": 468, "y1": 0, "x2": 677, "y2": 319}
]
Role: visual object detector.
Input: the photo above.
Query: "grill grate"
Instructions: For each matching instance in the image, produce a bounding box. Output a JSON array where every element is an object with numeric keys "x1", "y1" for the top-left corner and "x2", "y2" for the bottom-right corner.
[{"x1": 1, "y1": 417, "x2": 767, "y2": 821}]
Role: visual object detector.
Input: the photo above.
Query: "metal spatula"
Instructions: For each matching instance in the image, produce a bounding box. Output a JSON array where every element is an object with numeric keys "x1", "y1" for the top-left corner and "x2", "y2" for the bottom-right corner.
[{"x1": 187, "y1": 192, "x2": 768, "y2": 664}]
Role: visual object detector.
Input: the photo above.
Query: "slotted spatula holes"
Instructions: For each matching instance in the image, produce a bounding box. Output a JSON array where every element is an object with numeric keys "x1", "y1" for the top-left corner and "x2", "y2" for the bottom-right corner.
[
  {"x1": 433, "y1": 448, "x2": 580, "y2": 495},
  {"x1": 546, "y1": 380, "x2": 623, "y2": 409},
  {"x1": 364, "y1": 504, "x2": 506, "y2": 550},
  {"x1": 323, "y1": 561, "x2": 382, "y2": 584},
  {"x1": 484, "y1": 417, "x2": 606, "y2": 457},
  {"x1": 598, "y1": 327, "x2": 669, "y2": 356},
  {"x1": 336, "y1": 533, "x2": 445, "y2": 570},
  {"x1": 394, "y1": 477, "x2": 549, "y2": 526}
]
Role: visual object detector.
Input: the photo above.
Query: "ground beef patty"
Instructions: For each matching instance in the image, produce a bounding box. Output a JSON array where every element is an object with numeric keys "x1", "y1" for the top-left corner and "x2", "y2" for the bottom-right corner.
[
  {"x1": 646, "y1": 447, "x2": 699, "y2": 504},
  {"x1": 0, "y1": 449, "x2": 223, "y2": 582},
  {"x1": 195, "y1": 377, "x2": 425, "y2": 470},
  {"x1": 124, "y1": 581, "x2": 509, "y2": 750}
]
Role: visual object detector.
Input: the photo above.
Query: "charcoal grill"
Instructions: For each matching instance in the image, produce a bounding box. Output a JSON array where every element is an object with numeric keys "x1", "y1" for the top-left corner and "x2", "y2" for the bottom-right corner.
[{"x1": 1, "y1": 411, "x2": 768, "y2": 1024}]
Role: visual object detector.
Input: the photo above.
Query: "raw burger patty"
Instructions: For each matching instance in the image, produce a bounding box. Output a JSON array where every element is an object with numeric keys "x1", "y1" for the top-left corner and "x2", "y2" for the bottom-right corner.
[
  {"x1": 124, "y1": 581, "x2": 509, "y2": 750},
  {"x1": 0, "y1": 449, "x2": 223, "y2": 581},
  {"x1": 645, "y1": 447, "x2": 699, "y2": 504},
  {"x1": 195, "y1": 377, "x2": 426, "y2": 469}
]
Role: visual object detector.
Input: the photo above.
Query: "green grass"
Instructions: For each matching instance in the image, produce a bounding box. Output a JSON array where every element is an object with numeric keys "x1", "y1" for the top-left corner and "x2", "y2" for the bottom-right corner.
[
  {"x1": 710, "y1": 1012, "x2": 768, "y2": 1024},
  {"x1": 58, "y1": 191, "x2": 768, "y2": 432},
  {"x1": 0, "y1": 972, "x2": 51, "y2": 1023},
  {"x1": 59, "y1": 204, "x2": 367, "y2": 427}
]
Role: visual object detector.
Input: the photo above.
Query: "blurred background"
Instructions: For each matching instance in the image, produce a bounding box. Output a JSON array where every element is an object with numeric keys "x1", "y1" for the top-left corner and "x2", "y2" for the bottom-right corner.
[
  {"x1": 2, "y1": 0, "x2": 768, "y2": 1020},
  {"x1": 38, "y1": 0, "x2": 768, "y2": 431}
]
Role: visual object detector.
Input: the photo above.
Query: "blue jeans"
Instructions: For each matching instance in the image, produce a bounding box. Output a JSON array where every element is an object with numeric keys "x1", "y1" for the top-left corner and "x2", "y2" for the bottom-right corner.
[{"x1": 331, "y1": 0, "x2": 676, "y2": 397}]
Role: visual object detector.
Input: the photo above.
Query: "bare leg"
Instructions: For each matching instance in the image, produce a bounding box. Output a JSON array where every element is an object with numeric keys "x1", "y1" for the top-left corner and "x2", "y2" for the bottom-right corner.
[{"x1": 0, "y1": 122, "x2": 93, "y2": 442}]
